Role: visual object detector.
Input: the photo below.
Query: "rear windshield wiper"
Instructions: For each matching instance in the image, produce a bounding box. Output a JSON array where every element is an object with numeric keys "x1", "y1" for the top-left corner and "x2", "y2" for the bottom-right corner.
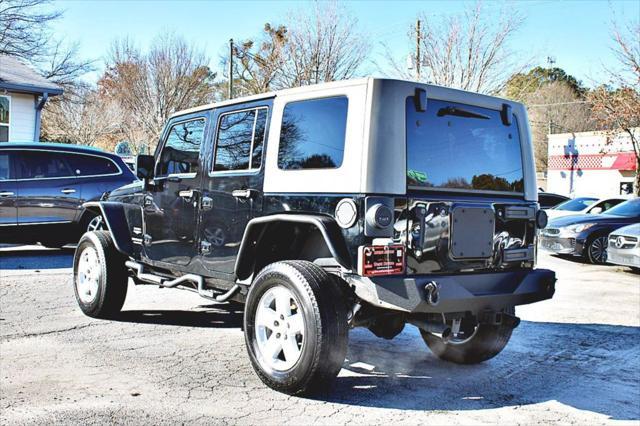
[{"x1": 437, "y1": 106, "x2": 490, "y2": 120}]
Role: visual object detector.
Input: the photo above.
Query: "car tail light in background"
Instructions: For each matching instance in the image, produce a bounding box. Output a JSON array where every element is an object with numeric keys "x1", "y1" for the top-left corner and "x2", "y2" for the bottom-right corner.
[{"x1": 358, "y1": 244, "x2": 405, "y2": 277}]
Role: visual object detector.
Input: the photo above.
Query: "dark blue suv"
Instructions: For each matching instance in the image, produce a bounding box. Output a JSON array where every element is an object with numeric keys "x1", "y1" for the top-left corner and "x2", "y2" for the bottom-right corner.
[{"x1": 0, "y1": 142, "x2": 137, "y2": 247}]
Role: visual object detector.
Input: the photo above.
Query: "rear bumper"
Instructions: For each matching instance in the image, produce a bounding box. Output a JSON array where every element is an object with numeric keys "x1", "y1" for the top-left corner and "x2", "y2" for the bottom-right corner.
[{"x1": 348, "y1": 269, "x2": 556, "y2": 314}]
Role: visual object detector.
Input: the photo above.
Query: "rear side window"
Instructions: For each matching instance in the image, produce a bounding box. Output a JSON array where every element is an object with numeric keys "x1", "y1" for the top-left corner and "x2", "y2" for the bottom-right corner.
[
  {"x1": 66, "y1": 154, "x2": 120, "y2": 176},
  {"x1": 16, "y1": 151, "x2": 73, "y2": 179},
  {"x1": 213, "y1": 107, "x2": 268, "y2": 172},
  {"x1": 158, "y1": 119, "x2": 206, "y2": 176},
  {"x1": 278, "y1": 96, "x2": 348, "y2": 170},
  {"x1": 0, "y1": 153, "x2": 10, "y2": 180}
]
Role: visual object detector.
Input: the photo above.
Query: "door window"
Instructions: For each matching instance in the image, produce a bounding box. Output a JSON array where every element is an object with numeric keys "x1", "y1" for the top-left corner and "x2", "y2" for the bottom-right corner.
[
  {"x1": 66, "y1": 154, "x2": 120, "y2": 176},
  {"x1": 213, "y1": 107, "x2": 268, "y2": 172},
  {"x1": 158, "y1": 119, "x2": 206, "y2": 177},
  {"x1": 16, "y1": 151, "x2": 73, "y2": 179}
]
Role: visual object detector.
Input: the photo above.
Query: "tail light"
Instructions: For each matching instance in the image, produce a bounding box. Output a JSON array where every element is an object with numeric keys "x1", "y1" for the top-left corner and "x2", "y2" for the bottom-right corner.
[{"x1": 358, "y1": 244, "x2": 405, "y2": 277}]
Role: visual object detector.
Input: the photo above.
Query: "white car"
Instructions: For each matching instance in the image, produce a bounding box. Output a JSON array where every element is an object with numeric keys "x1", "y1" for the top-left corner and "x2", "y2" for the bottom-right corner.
[
  {"x1": 608, "y1": 224, "x2": 640, "y2": 270},
  {"x1": 545, "y1": 197, "x2": 626, "y2": 220}
]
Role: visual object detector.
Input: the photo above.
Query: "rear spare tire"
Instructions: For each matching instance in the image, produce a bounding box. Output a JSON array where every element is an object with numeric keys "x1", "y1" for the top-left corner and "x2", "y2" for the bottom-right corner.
[
  {"x1": 73, "y1": 231, "x2": 128, "y2": 318},
  {"x1": 244, "y1": 260, "x2": 349, "y2": 395},
  {"x1": 421, "y1": 307, "x2": 516, "y2": 364}
]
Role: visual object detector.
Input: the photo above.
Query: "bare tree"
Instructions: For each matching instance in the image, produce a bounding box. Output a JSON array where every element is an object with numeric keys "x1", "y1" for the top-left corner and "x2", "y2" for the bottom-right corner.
[
  {"x1": 587, "y1": 19, "x2": 640, "y2": 194},
  {"x1": 230, "y1": 24, "x2": 288, "y2": 96},
  {"x1": 0, "y1": 0, "x2": 60, "y2": 60},
  {"x1": 99, "y1": 33, "x2": 219, "y2": 153},
  {"x1": 0, "y1": 0, "x2": 93, "y2": 88},
  {"x1": 41, "y1": 86, "x2": 121, "y2": 148},
  {"x1": 525, "y1": 82, "x2": 593, "y2": 171},
  {"x1": 231, "y1": 1, "x2": 368, "y2": 94},
  {"x1": 387, "y1": 2, "x2": 526, "y2": 94},
  {"x1": 280, "y1": 1, "x2": 369, "y2": 87}
]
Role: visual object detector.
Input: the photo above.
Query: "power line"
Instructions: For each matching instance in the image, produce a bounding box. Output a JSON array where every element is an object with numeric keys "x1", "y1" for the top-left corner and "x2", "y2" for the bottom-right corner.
[{"x1": 527, "y1": 101, "x2": 591, "y2": 107}]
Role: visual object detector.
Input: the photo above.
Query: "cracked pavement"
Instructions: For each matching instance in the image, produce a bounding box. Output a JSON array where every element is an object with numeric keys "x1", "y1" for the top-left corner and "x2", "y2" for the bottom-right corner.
[{"x1": 1, "y1": 245, "x2": 639, "y2": 424}]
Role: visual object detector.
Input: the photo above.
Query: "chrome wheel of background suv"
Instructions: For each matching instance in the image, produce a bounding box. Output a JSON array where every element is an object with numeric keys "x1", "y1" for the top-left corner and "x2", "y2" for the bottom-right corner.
[{"x1": 87, "y1": 215, "x2": 105, "y2": 232}]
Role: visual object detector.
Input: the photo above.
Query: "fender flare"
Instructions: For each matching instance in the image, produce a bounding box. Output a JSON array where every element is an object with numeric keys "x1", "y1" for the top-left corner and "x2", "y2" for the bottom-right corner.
[
  {"x1": 83, "y1": 201, "x2": 134, "y2": 256},
  {"x1": 234, "y1": 214, "x2": 353, "y2": 280}
]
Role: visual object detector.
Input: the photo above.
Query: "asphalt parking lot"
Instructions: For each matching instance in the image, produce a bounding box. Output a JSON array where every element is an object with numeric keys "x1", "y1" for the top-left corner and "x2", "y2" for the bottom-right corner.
[{"x1": 1, "y1": 246, "x2": 639, "y2": 425}]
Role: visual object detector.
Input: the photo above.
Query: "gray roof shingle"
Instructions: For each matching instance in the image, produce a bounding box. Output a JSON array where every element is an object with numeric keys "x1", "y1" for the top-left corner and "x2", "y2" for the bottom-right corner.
[{"x1": 0, "y1": 54, "x2": 63, "y2": 95}]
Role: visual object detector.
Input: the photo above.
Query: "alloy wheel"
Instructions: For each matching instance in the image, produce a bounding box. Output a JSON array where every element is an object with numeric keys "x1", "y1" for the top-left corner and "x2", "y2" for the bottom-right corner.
[
  {"x1": 254, "y1": 285, "x2": 305, "y2": 371},
  {"x1": 76, "y1": 246, "x2": 101, "y2": 304}
]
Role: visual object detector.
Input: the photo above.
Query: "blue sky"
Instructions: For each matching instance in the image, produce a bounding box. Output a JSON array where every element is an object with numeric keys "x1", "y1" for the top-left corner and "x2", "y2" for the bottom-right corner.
[{"x1": 52, "y1": 0, "x2": 639, "y2": 87}]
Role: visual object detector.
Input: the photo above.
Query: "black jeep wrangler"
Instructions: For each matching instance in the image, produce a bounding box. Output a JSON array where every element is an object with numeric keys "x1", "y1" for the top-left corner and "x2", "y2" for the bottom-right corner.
[{"x1": 73, "y1": 78, "x2": 555, "y2": 395}]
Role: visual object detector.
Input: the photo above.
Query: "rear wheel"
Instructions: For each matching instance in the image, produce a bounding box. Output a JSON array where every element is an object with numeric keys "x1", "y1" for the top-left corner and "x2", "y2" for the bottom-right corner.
[
  {"x1": 421, "y1": 307, "x2": 515, "y2": 364},
  {"x1": 244, "y1": 261, "x2": 348, "y2": 395},
  {"x1": 73, "y1": 231, "x2": 128, "y2": 318},
  {"x1": 586, "y1": 235, "x2": 609, "y2": 264}
]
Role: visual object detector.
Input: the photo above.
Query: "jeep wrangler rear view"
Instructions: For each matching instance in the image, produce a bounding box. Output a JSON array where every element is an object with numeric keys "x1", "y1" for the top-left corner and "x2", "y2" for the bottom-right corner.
[{"x1": 73, "y1": 78, "x2": 555, "y2": 395}]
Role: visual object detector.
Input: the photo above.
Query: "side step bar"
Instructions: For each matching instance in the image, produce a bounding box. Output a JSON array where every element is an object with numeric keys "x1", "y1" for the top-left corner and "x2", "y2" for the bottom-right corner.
[{"x1": 125, "y1": 260, "x2": 239, "y2": 302}]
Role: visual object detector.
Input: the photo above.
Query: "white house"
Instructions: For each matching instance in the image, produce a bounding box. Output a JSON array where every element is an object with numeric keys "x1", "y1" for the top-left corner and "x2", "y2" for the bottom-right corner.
[
  {"x1": 546, "y1": 129, "x2": 638, "y2": 197},
  {"x1": 0, "y1": 55, "x2": 63, "y2": 142}
]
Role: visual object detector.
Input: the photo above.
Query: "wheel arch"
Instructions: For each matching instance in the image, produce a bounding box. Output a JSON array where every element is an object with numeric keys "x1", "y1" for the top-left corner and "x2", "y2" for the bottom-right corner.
[
  {"x1": 82, "y1": 201, "x2": 134, "y2": 256},
  {"x1": 235, "y1": 214, "x2": 353, "y2": 281}
]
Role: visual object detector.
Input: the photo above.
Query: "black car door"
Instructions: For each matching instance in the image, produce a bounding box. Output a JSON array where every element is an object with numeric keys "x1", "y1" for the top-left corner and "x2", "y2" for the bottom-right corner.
[
  {"x1": 142, "y1": 114, "x2": 208, "y2": 267},
  {"x1": 0, "y1": 150, "x2": 17, "y2": 226},
  {"x1": 15, "y1": 150, "x2": 82, "y2": 224},
  {"x1": 199, "y1": 102, "x2": 270, "y2": 275}
]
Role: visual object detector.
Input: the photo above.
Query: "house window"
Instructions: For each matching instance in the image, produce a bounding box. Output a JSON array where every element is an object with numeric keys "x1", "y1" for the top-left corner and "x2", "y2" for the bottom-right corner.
[{"x1": 0, "y1": 95, "x2": 9, "y2": 142}]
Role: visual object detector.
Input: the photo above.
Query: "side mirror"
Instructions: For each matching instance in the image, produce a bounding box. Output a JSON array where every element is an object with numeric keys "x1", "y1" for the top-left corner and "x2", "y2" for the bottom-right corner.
[
  {"x1": 590, "y1": 207, "x2": 603, "y2": 214},
  {"x1": 136, "y1": 155, "x2": 155, "y2": 180}
]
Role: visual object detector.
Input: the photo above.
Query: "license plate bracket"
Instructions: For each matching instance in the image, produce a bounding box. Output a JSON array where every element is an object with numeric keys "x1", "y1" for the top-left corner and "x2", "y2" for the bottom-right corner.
[{"x1": 450, "y1": 206, "x2": 495, "y2": 259}]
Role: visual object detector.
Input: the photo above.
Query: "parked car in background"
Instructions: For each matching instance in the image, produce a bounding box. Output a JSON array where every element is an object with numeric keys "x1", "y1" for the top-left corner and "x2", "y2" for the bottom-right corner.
[
  {"x1": 607, "y1": 224, "x2": 640, "y2": 271},
  {"x1": 538, "y1": 191, "x2": 570, "y2": 209},
  {"x1": 545, "y1": 196, "x2": 626, "y2": 220},
  {"x1": 0, "y1": 142, "x2": 137, "y2": 247},
  {"x1": 540, "y1": 198, "x2": 640, "y2": 264}
]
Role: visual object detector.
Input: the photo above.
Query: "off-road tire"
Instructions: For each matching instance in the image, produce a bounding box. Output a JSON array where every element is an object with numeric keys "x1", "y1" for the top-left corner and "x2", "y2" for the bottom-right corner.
[
  {"x1": 73, "y1": 231, "x2": 128, "y2": 318},
  {"x1": 244, "y1": 260, "x2": 349, "y2": 395},
  {"x1": 586, "y1": 234, "x2": 609, "y2": 265},
  {"x1": 421, "y1": 307, "x2": 515, "y2": 364}
]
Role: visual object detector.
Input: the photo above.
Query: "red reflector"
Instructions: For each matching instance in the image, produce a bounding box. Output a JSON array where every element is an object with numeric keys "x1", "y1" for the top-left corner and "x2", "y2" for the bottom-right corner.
[{"x1": 358, "y1": 244, "x2": 405, "y2": 277}]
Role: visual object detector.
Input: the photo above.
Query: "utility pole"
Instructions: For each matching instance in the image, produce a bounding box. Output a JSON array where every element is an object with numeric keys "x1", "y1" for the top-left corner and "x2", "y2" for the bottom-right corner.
[
  {"x1": 415, "y1": 19, "x2": 421, "y2": 80},
  {"x1": 228, "y1": 38, "x2": 234, "y2": 100}
]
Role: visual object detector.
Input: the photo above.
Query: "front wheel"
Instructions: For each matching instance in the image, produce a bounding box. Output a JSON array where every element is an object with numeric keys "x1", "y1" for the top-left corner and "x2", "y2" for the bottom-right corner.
[
  {"x1": 244, "y1": 261, "x2": 349, "y2": 395},
  {"x1": 421, "y1": 307, "x2": 515, "y2": 364},
  {"x1": 586, "y1": 235, "x2": 609, "y2": 264},
  {"x1": 73, "y1": 231, "x2": 128, "y2": 318}
]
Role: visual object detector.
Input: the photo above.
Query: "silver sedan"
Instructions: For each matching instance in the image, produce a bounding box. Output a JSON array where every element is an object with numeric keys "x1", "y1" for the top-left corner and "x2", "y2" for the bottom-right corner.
[{"x1": 607, "y1": 223, "x2": 640, "y2": 270}]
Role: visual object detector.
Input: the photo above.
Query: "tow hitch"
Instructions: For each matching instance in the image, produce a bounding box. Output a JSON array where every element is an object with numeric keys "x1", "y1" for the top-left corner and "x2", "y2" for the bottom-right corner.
[{"x1": 479, "y1": 309, "x2": 521, "y2": 329}]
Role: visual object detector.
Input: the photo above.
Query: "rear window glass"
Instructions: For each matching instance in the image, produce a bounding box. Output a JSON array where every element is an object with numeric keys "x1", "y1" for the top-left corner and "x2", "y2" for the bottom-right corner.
[
  {"x1": 0, "y1": 153, "x2": 10, "y2": 180},
  {"x1": 278, "y1": 96, "x2": 348, "y2": 170},
  {"x1": 66, "y1": 154, "x2": 120, "y2": 176},
  {"x1": 406, "y1": 98, "x2": 524, "y2": 193},
  {"x1": 16, "y1": 151, "x2": 73, "y2": 179},
  {"x1": 555, "y1": 197, "x2": 597, "y2": 211}
]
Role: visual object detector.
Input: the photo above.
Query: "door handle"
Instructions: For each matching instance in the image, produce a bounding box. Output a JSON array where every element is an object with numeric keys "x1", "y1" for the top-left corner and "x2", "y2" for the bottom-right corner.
[
  {"x1": 0, "y1": 191, "x2": 14, "y2": 197},
  {"x1": 232, "y1": 189, "x2": 253, "y2": 199},
  {"x1": 179, "y1": 189, "x2": 197, "y2": 199},
  {"x1": 61, "y1": 188, "x2": 76, "y2": 194}
]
